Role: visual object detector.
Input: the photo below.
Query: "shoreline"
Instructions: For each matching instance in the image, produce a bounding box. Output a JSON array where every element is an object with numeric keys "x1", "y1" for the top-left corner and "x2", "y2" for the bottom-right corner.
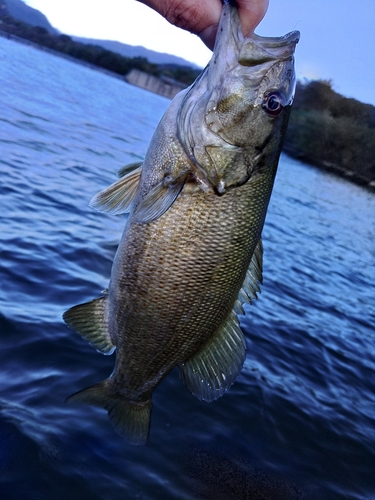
[
  {"x1": 0, "y1": 29, "x2": 185, "y2": 99},
  {"x1": 1, "y1": 30, "x2": 374, "y2": 193},
  {"x1": 283, "y1": 145, "x2": 375, "y2": 192},
  {"x1": 0, "y1": 29, "x2": 126, "y2": 81}
]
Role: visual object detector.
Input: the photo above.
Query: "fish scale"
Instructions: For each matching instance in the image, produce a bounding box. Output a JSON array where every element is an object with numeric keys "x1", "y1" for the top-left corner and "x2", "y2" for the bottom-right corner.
[
  {"x1": 97, "y1": 172, "x2": 268, "y2": 406},
  {"x1": 63, "y1": 1, "x2": 299, "y2": 444}
]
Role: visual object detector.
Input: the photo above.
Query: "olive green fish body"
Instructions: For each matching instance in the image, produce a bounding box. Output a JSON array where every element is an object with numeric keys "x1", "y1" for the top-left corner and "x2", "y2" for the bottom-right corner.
[
  {"x1": 110, "y1": 163, "x2": 274, "y2": 400},
  {"x1": 63, "y1": 1, "x2": 299, "y2": 444}
]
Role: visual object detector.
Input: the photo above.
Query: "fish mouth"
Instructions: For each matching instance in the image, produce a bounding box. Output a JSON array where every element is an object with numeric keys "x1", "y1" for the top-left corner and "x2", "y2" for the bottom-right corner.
[
  {"x1": 238, "y1": 31, "x2": 300, "y2": 67},
  {"x1": 252, "y1": 30, "x2": 301, "y2": 48},
  {"x1": 177, "y1": 1, "x2": 299, "y2": 195},
  {"x1": 207, "y1": 2, "x2": 299, "y2": 80}
]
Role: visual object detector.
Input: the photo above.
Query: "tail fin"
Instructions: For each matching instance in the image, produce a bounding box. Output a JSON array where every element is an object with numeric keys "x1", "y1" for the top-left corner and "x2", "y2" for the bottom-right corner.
[{"x1": 66, "y1": 380, "x2": 152, "y2": 445}]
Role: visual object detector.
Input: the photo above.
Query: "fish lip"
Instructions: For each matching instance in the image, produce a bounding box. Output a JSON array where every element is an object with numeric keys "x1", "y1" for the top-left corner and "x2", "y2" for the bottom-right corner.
[
  {"x1": 252, "y1": 30, "x2": 300, "y2": 48},
  {"x1": 211, "y1": 2, "x2": 299, "y2": 67},
  {"x1": 238, "y1": 30, "x2": 300, "y2": 67},
  {"x1": 176, "y1": 1, "x2": 299, "y2": 194}
]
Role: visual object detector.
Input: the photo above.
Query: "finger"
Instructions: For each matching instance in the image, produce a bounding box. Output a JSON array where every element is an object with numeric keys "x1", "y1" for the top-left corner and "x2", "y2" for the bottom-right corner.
[
  {"x1": 137, "y1": 0, "x2": 222, "y2": 50},
  {"x1": 237, "y1": 0, "x2": 269, "y2": 37}
]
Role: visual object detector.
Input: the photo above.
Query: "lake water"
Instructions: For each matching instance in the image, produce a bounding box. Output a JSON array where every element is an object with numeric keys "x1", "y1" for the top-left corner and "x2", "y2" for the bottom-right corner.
[{"x1": 1, "y1": 36, "x2": 374, "y2": 500}]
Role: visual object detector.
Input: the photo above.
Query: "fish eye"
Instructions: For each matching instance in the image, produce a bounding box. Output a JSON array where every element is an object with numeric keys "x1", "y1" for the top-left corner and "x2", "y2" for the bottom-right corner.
[{"x1": 262, "y1": 92, "x2": 284, "y2": 116}]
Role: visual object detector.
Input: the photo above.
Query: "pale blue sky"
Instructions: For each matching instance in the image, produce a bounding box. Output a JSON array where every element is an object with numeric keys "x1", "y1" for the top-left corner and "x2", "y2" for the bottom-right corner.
[{"x1": 24, "y1": 0, "x2": 375, "y2": 105}]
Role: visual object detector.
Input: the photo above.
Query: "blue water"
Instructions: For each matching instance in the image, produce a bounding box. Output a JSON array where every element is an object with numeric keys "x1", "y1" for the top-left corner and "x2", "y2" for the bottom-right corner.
[{"x1": 1, "y1": 36, "x2": 375, "y2": 500}]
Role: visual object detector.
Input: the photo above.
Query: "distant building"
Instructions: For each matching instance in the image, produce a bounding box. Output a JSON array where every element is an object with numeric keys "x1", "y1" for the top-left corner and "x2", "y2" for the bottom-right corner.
[{"x1": 125, "y1": 69, "x2": 186, "y2": 99}]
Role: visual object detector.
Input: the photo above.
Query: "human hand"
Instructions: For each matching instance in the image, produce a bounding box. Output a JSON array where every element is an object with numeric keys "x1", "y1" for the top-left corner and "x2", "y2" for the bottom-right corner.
[{"x1": 137, "y1": 0, "x2": 269, "y2": 50}]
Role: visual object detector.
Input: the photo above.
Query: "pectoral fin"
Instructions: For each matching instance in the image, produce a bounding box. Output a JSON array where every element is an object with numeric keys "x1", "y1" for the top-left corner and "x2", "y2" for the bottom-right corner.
[
  {"x1": 133, "y1": 175, "x2": 187, "y2": 224},
  {"x1": 179, "y1": 310, "x2": 246, "y2": 402},
  {"x1": 90, "y1": 165, "x2": 142, "y2": 215},
  {"x1": 63, "y1": 296, "x2": 115, "y2": 355},
  {"x1": 117, "y1": 161, "x2": 143, "y2": 178}
]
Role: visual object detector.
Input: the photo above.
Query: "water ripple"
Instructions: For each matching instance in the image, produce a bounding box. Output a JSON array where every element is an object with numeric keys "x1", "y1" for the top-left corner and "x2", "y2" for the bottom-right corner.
[{"x1": 1, "y1": 36, "x2": 375, "y2": 500}]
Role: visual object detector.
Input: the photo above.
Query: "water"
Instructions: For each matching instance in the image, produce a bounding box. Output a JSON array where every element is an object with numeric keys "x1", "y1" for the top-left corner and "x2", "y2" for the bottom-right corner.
[{"x1": 1, "y1": 36, "x2": 374, "y2": 500}]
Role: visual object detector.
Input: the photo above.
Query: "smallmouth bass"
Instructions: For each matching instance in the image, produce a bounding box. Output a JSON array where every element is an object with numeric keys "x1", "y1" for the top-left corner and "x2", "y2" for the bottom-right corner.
[{"x1": 63, "y1": 1, "x2": 299, "y2": 444}]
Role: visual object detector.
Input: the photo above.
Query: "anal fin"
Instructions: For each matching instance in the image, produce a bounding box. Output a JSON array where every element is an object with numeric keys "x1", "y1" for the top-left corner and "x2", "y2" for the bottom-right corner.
[{"x1": 63, "y1": 296, "x2": 115, "y2": 355}]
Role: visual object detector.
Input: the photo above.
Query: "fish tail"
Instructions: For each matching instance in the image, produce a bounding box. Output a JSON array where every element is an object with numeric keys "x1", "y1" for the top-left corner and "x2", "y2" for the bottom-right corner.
[{"x1": 66, "y1": 380, "x2": 152, "y2": 445}]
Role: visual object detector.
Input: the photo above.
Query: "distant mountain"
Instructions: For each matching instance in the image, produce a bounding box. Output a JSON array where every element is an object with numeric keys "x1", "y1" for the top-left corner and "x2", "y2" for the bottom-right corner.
[
  {"x1": 1, "y1": 0, "x2": 199, "y2": 69},
  {"x1": 73, "y1": 36, "x2": 200, "y2": 68},
  {"x1": 3, "y1": 0, "x2": 58, "y2": 34}
]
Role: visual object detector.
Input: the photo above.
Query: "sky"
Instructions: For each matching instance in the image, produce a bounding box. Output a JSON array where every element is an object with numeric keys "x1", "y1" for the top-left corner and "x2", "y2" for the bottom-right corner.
[{"x1": 24, "y1": 0, "x2": 375, "y2": 106}]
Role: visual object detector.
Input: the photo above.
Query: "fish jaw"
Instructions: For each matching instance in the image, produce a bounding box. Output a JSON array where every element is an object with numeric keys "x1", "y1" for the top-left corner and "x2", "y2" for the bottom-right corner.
[{"x1": 177, "y1": 1, "x2": 299, "y2": 195}]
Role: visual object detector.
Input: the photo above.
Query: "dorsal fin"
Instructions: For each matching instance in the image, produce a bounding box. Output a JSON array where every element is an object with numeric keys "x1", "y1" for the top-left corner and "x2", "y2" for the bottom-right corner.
[
  {"x1": 179, "y1": 237, "x2": 263, "y2": 401},
  {"x1": 179, "y1": 310, "x2": 246, "y2": 402},
  {"x1": 233, "y1": 237, "x2": 263, "y2": 315}
]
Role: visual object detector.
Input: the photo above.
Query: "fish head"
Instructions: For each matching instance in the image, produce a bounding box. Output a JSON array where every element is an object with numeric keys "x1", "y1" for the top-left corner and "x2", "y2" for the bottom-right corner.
[{"x1": 177, "y1": 1, "x2": 299, "y2": 194}]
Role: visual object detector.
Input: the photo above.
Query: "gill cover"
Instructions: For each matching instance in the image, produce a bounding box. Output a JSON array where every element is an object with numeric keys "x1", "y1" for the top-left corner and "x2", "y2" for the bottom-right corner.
[{"x1": 177, "y1": 1, "x2": 299, "y2": 194}]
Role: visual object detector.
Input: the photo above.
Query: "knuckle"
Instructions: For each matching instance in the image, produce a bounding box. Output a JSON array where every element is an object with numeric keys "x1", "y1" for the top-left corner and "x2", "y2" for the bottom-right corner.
[{"x1": 164, "y1": 0, "x2": 203, "y2": 34}]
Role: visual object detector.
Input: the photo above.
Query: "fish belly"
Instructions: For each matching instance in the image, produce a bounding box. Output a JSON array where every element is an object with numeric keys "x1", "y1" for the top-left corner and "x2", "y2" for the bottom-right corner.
[{"x1": 110, "y1": 172, "x2": 271, "y2": 398}]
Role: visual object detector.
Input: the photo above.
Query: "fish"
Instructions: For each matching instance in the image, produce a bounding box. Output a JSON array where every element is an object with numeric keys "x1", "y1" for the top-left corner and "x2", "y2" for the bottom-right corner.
[{"x1": 63, "y1": 0, "x2": 299, "y2": 445}]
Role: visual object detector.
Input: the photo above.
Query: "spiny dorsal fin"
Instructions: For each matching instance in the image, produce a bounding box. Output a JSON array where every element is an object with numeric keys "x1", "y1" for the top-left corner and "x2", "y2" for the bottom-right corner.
[
  {"x1": 179, "y1": 310, "x2": 246, "y2": 402},
  {"x1": 233, "y1": 237, "x2": 263, "y2": 315},
  {"x1": 66, "y1": 380, "x2": 152, "y2": 445},
  {"x1": 63, "y1": 296, "x2": 115, "y2": 355},
  {"x1": 90, "y1": 165, "x2": 142, "y2": 215},
  {"x1": 133, "y1": 175, "x2": 187, "y2": 224},
  {"x1": 117, "y1": 161, "x2": 143, "y2": 178},
  {"x1": 248, "y1": 237, "x2": 263, "y2": 287}
]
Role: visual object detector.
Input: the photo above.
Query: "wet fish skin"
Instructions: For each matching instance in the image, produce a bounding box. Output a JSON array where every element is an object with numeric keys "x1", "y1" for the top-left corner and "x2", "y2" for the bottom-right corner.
[{"x1": 63, "y1": 2, "x2": 299, "y2": 445}]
